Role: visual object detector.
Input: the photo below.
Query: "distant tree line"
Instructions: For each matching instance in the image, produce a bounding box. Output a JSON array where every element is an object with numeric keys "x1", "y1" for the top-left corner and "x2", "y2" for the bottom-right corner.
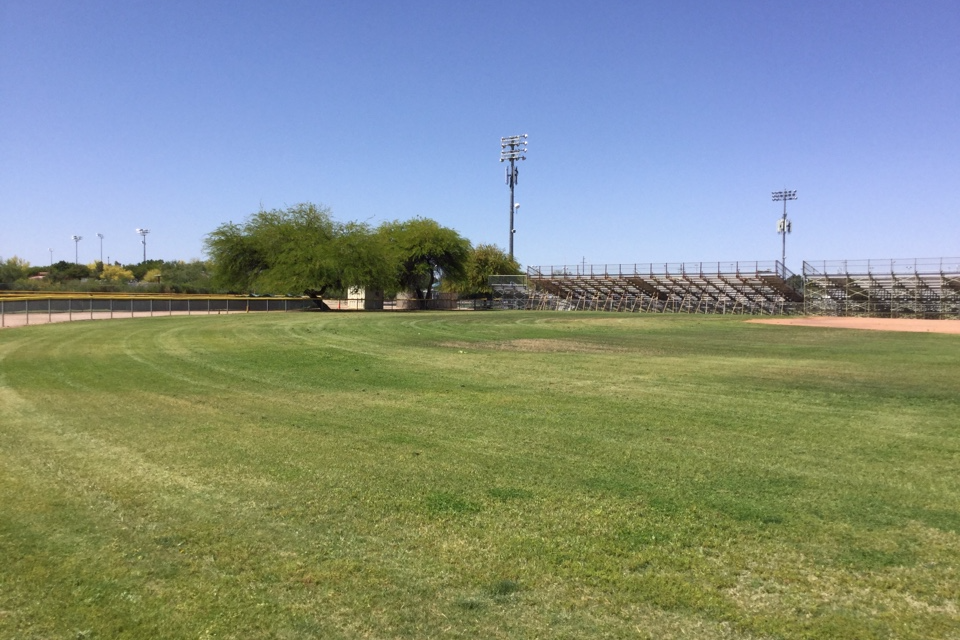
[
  {"x1": 203, "y1": 203, "x2": 520, "y2": 301},
  {"x1": 0, "y1": 256, "x2": 214, "y2": 293},
  {"x1": 1, "y1": 202, "x2": 521, "y2": 301}
]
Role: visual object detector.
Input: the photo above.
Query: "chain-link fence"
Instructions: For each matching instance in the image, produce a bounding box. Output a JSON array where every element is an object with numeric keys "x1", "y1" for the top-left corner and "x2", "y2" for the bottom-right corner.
[
  {"x1": 0, "y1": 293, "x2": 502, "y2": 328},
  {"x1": 0, "y1": 295, "x2": 316, "y2": 328}
]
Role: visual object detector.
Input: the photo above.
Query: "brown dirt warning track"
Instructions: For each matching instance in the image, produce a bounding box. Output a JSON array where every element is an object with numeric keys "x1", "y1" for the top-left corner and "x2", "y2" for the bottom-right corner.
[{"x1": 3, "y1": 312, "x2": 960, "y2": 334}]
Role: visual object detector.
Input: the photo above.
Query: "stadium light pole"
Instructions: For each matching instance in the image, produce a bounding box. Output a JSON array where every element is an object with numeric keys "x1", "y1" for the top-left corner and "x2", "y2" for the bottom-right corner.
[
  {"x1": 71, "y1": 235, "x2": 82, "y2": 264},
  {"x1": 97, "y1": 233, "x2": 104, "y2": 264},
  {"x1": 772, "y1": 189, "x2": 796, "y2": 274},
  {"x1": 136, "y1": 228, "x2": 150, "y2": 263},
  {"x1": 49, "y1": 248, "x2": 53, "y2": 266},
  {"x1": 500, "y1": 134, "x2": 528, "y2": 260}
]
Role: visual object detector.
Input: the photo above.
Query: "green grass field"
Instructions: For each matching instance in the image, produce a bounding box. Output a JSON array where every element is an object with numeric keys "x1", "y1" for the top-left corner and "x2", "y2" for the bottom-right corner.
[{"x1": 1, "y1": 312, "x2": 958, "y2": 639}]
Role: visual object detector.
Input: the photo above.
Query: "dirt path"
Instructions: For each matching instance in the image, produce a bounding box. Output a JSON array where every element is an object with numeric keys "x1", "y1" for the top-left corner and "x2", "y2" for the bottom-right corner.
[
  {"x1": 0, "y1": 310, "x2": 249, "y2": 330},
  {"x1": 5, "y1": 311, "x2": 960, "y2": 334},
  {"x1": 747, "y1": 316, "x2": 960, "y2": 334}
]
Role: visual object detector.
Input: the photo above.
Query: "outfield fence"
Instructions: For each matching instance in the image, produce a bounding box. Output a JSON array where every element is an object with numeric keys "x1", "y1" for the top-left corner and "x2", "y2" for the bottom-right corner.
[
  {"x1": 0, "y1": 293, "x2": 500, "y2": 328},
  {"x1": 0, "y1": 294, "x2": 315, "y2": 328}
]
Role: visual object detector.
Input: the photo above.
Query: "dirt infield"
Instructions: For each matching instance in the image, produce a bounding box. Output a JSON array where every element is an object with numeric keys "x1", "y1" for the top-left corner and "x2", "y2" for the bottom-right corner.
[{"x1": 747, "y1": 316, "x2": 960, "y2": 334}]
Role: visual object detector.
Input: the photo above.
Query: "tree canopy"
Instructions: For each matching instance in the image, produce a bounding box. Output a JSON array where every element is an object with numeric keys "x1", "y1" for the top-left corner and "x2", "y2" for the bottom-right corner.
[
  {"x1": 205, "y1": 203, "x2": 340, "y2": 294},
  {"x1": 378, "y1": 218, "x2": 471, "y2": 302},
  {"x1": 444, "y1": 243, "x2": 521, "y2": 298},
  {"x1": 204, "y1": 204, "x2": 473, "y2": 300},
  {"x1": 0, "y1": 256, "x2": 29, "y2": 285},
  {"x1": 100, "y1": 264, "x2": 136, "y2": 283}
]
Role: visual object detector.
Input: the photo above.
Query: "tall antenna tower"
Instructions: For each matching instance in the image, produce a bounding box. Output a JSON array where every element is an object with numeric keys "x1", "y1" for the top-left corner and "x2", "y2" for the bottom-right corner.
[{"x1": 500, "y1": 134, "x2": 528, "y2": 260}]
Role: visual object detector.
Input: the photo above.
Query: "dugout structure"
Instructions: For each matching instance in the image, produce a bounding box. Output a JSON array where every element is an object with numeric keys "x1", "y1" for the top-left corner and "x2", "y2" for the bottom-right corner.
[
  {"x1": 492, "y1": 261, "x2": 803, "y2": 314},
  {"x1": 803, "y1": 258, "x2": 960, "y2": 319}
]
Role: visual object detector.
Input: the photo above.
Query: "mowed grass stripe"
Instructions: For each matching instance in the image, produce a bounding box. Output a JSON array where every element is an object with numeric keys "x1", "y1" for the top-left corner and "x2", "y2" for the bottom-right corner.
[{"x1": 1, "y1": 312, "x2": 958, "y2": 639}]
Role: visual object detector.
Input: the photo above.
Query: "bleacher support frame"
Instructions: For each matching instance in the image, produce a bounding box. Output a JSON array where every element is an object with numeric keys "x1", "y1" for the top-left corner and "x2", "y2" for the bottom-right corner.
[
  {"x1": 803, "y1": 258, "x2": 960, "y2": 319},
  {"x1": 490, "y1": 261, "x2": 803, "y2": 314}
]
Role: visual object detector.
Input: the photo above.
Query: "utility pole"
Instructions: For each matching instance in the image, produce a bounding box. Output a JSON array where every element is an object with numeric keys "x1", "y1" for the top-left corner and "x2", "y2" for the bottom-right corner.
[
  {"x1": 500, "y1": 134, "x2": 528, "y2": 260},
  {"x1": 771, "y1": 189, "x2": 796, "y2": 275}
]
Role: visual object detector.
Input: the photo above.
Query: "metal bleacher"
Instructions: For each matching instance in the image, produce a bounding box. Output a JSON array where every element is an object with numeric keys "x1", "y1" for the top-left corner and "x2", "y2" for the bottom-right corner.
[
  {"x1": 803, "y1": 258, "x2": 960, "y2": 319},
  {"x1": 491, "y1": 261, "x2": 803, "y2": 314}
]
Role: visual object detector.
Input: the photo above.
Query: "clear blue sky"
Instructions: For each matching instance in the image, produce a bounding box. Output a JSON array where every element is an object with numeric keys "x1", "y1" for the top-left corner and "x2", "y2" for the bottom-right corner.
[{"x1": 2, "y1": 0, "x2": 958, "y2": 273}]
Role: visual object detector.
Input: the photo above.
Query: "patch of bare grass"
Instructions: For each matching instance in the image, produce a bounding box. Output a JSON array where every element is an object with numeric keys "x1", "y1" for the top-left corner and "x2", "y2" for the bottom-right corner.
[{"x1": 439, "y1": 338, "x2": 631, "y2": 353}]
